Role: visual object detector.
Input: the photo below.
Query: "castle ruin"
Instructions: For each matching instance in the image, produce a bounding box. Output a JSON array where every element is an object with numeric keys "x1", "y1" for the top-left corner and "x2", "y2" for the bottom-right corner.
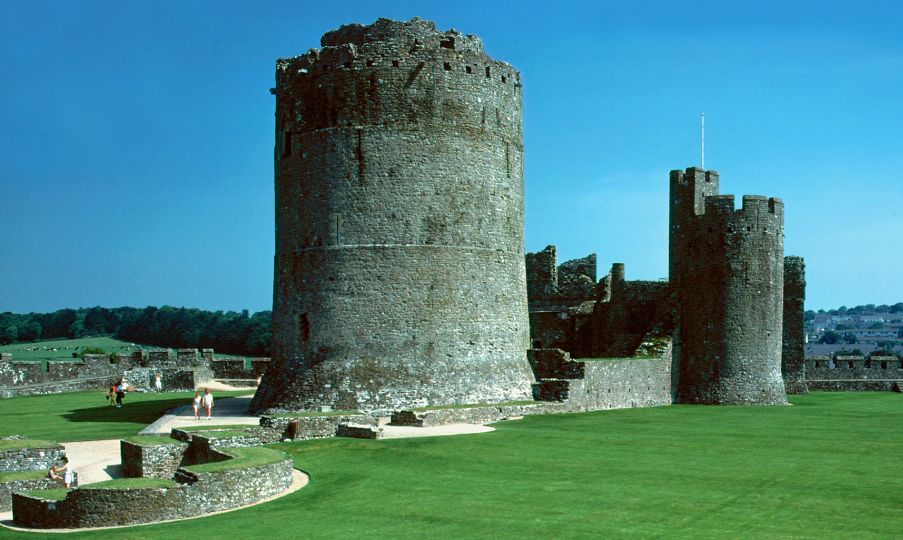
[
  {"x1": 252, "y1": 18, "x2": 535, "y2": 413},
  {"x1": 248, "y1": 17, "x2": 806, "y2": 414}
]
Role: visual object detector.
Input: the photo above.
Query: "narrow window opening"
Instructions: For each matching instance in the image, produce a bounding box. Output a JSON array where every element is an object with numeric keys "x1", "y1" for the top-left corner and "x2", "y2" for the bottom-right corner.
[
  {"x1": 465, "y1": 66, "x2": 472, "y2": 74},
  {"x1": 881, "y1": 361, "x2": 888, "y2": 369},
  {"x1": 848, "y1": 361, "x2": 854, "y2": 368},
  {"x1": 501, "y1": 75, "x2": 507, "y2": 83},
  {"x1": 485, "y1": 66, "x2": 491, "y2": 78},
  {"x1": 366, "y1": 59, "x2": 374, "y2": 67},
  {"x1": 283, "y1": 131, "x2": 293, "y2": 157},
  {"x1": 392, "y1": 60, "x2": 400, "y2": 67},
  {"x1": 299, "y1": 313, "x2": 310, "y2": 342},
  {"x1": 443, "y1": 62, "x2": 451, "y2": 71},
  {"x1": 440, "y1": 36, "x2": 455, "y2": 49}
]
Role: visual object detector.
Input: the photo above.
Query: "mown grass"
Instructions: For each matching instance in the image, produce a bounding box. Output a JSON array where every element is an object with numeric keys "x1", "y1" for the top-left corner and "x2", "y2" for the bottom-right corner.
[
  {"x1": 121, "y1": 435, "x2": 180, "y2": 446},
  {"x1": 176, "y1": 424, "x2": 259, "y2": 432},
  {"x1": 1, "y1": 392, "x2": 902, "y2": 539},
  {"x1": 0, "y1": 469, "x2": 47, "y2": 482},
  {"x1": 81, "y1": 478, "x2": 178, "y2": 489},
  {"x1": 183, "y1": 447, "x2": 288, "y2": 474},
  {"x1": 0, "y1": 336, "x2": 247, "y2": 361},
  {"x1": 22, "y1": 488, "x2": 69, "y2": 501},
  {"x1": 0, "y1": 438, "x2": 57, "y2": 450},
  {"x1": 0, "y1": 390, "x2": 247, "y2": 442}
]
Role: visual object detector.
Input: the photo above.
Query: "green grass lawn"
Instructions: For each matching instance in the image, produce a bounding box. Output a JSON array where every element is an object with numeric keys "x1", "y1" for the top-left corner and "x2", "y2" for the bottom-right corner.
[
  {"x1": 1, "y1": 392, "x2": 901, "y2": 538},
  {"x1": 0, "y1": 390, "x2": 249, "y2": 442},
  {"x1": 0, "y1": 336, "x2": 141, "y2": 361},
  {"x1": 0, "y1": 336, "x2": 247, "y2": 362}
]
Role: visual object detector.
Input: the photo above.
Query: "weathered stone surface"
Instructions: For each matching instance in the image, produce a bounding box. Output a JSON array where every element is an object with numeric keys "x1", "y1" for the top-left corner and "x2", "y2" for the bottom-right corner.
[
  {"x1": 120, "y1": 439, "x2": 187, "y2": 479},
  {"x1": 0, "y1": 444, "x2": 66, "y2": 473},
  {"x1": 336, "y1": 423, "x2": 383, "y2": 439},
  {"x1": 12, "y1": 446, "x2": 293, "y2": 528},
  {"x1": 671, "y1": 168, "x2": 787, "y2": 405},
  {"x1": 253, "y1": 17, "x2": 533, "y2": 414},
  {"x1": 782, "y1": 256, "x2": 808, "y2": 394},
  {"x1": 259, "y1": 414, "x2": 374, "y2": 440},
  {"x1": 529, "y1": 347, "x2": 672, "y2": 410},
  {"x1": 806, "y1": 354, "x2": 903, "y2": 390},
  {"x1": 0, "y1": 477, "x2": 70, "y2": 512}
]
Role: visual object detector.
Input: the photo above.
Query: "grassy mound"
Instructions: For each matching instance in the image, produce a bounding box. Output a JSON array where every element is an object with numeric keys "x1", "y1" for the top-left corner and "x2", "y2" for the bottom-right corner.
[
  {"x1": 121, "y1": 435, "x2": 181, "y2": 446},
  {"x1": 0, "y1": 438, "x2": 57, "y2": 451},
  {"x1": 0, "y1": 469, "x2": 48, "y2": 483},
  {"x1": 183, "y1": 447, "x2": 288, "y2": 474},
  {"x1": 81, "y1": 478, "x2": 178, "y2": 490},
  {"x1": 22, "y1": 488, "x2": 69, "y2": 501}
]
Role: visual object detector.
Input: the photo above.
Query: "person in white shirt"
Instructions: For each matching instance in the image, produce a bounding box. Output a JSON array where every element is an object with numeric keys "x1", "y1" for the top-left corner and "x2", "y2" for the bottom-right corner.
[{"x1": 203, "y1": 388, "x2": 214, "y2": 419}]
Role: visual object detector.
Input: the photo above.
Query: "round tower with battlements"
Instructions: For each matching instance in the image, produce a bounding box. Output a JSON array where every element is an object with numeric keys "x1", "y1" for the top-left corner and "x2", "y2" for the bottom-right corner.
[
  {"x1": 251, "y1": 18, "x2": 534, "y2": 413},
  {"x1": 670, "y1": 167, "x2": 788, "y2": 405}
]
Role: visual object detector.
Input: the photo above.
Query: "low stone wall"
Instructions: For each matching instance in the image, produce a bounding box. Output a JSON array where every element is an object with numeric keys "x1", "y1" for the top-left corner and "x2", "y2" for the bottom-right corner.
[
  {"x1": 529, "y1": 346, "x2": 672, "y2": 411},
  {"x1": 0, "y1": 443, "x2": 66, "y2": 473},
  {"x1": 0, "y1": 376, "x2": 115, "y2": 399},
  {"x1": 0, "y1": 476, "x2": 72, "y2": 512},
  {"x1": 12, "y1": 448, "x2": 294, "y2": 529},
  {"x1": 259, "y1": 414, "x2": 373, "y2": 440},
  {"x1": 120, "y1": 439, "x2": 187, "y2": 479}
]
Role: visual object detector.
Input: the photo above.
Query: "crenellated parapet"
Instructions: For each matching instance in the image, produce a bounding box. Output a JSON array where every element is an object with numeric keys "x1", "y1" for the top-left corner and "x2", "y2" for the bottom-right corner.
[{"x1": 670, "y1": 167, "x2": 787, "y2": 405}]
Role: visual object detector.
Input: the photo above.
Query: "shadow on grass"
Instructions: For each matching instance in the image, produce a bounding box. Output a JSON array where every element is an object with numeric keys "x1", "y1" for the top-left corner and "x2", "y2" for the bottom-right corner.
[{"x1": 62, "y1": 397, "x2": 190, "y2": 424}]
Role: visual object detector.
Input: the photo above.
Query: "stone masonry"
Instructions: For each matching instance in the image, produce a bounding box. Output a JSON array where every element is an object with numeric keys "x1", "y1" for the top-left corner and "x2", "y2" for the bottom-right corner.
[{"x1": 254, "y1": 17, "x2": 534, "y2": 413}]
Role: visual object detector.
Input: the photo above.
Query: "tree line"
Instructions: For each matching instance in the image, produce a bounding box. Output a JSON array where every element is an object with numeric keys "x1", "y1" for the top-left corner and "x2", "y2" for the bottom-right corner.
[{"x1": 0, "y1": 307, "x2": 272, "y2": 357}]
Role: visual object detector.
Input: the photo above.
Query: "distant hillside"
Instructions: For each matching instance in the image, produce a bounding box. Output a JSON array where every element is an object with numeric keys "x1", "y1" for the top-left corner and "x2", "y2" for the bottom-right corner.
[
  {"x1": 806, "y1": 302, "x2": 903, "y2": 320},
  {"x1": 0, "y1": 307, "x2": 271, "y2": 357}
]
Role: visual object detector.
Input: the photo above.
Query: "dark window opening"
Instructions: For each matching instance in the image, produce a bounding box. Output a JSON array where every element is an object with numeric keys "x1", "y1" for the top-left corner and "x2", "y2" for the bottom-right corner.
[
  {"x1": 848, "y1": 361, "x2": 854, "y2": 368},
  {"x1": 465, "y1": 65, "x2": 472, "y2": 74},
  {"x1": 299, "y1": 313, "x2": 310, "y2": 342},
  {"x1": 392, "y1": 60, "x2": 400, "y2": 67},
  {"x1": 814, "y1": 361, "x2": 821, "y2": 368},
  {"x1": 532, "y1": 340, "x2": 542, "y2": 348},
  {"x1": 440, "y1": 36, "x2": 455, "y2": 49},
  {"x1": 485, "y1": 66, "x2": 491, "y2": 78},
  {"x1": 501, "y1": 75, "x2": 507, "y2": 83},
  {"x1": 443, "y1": 62, "x2": 451, "y2": 71},
  {"x1": 366, "y1": 59, "x2": 374, "y2": 67},
  {"x1": 283, "y1": 131, "x2": 292, "y2": 157},
  {"x1": 881, "y1": 361, "x2": 888, "y2": 369}
]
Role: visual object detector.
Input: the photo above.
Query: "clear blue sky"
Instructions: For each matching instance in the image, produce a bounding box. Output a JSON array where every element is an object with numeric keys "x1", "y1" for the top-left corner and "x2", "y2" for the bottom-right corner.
[{"x1": 1, "y1": 0, "x2": 901, "y2": 314}]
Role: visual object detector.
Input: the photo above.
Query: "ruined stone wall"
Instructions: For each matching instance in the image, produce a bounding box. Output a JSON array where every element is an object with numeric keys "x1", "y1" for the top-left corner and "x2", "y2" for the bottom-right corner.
[
  {"x1": 782, "y1": 256, "x2": 808, "y2": 394},
  {"x1": 0, "y1": 444, "x2": 66, "y2": 473},
  {"x1": 671, "y1": 167, "x2": 787, "y2": 405},
  {"x1": 528, "y1": 347, "x2": 673, "y2": 410},
  {"x1": 255, "y1": 18, "x2": 534, "y2": 413},
  {"x1": 120, "y1": 439, "x2": 187, "y2": 479}
]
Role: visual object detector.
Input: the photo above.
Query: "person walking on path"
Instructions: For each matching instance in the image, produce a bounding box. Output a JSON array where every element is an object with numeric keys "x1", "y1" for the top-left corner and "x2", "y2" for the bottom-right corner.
[
  {"x1": 203, "y1": 388, "x2": 214, "y2": 419},
  {"x1": 193, "y1": 390, "x2": 202, "y2": 421},
  {"x1": 154, "y1": 372, "x2": 162, "y2": 393},
  {"x1": 115, "y1": 379, "x2": 126, "y2": 408}
]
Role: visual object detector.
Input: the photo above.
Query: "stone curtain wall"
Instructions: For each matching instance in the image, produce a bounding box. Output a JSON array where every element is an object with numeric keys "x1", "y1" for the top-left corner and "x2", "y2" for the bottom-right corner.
[
  {"x1": 671, "y1": 168, "x2": 787, "y2": 405},
  {"x1": 806, "y1": 354, "x2": 903, "y2": 391},
  {"x1": 255, "y1": 17, "x2": 534, "y2": 413},
  {"x1": 782, "y1": 256, "x2": 808, "y2": 394}
]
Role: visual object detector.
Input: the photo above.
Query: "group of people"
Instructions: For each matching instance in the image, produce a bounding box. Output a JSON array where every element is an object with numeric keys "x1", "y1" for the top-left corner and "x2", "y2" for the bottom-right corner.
[
  {"x1": 193, "y1": 388, "x2": 214, "y2": 420},
  {"x1": 106, "y1": 379, "x2": 129, "y2": 408}
]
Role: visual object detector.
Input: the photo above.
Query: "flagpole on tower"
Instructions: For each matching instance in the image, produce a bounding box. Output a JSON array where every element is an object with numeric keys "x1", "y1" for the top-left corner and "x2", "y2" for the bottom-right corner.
[{"x1": 701, "y1": 112, "x2": 705, "y2": 170}]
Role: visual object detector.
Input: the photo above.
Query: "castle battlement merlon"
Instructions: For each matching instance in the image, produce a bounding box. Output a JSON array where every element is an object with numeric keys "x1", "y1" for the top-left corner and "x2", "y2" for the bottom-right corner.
[{"x1": 699, "y1": 194, "x2": 784, "y2": 234}]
